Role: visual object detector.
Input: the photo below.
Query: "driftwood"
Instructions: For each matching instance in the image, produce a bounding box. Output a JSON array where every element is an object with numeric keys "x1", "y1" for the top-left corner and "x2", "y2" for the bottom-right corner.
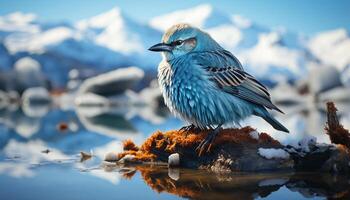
[{"x1": 113, "y1": 102, "x2": 350, "y2": 173}]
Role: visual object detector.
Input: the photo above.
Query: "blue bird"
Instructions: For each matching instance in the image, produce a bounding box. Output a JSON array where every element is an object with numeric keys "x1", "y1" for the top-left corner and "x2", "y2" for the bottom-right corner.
[{"x1": 149, "y1": 24, "x2": 289, "y2": 154}]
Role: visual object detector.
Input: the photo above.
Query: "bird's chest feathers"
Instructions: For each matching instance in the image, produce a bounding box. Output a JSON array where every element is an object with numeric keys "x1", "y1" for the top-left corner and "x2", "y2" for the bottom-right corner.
[{"x1": 158, "y1": 61, "x2": 211, "y2": 116}]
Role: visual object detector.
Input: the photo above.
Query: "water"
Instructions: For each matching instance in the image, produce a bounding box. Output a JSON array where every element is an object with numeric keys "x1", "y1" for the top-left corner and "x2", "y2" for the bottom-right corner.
[{"x1": 0, "y1": 104, "x2": 349, "y2": 200}]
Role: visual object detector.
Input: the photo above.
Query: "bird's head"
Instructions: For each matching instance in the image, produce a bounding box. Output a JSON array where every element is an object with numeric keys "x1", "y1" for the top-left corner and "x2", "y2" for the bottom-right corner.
[{"x1": 149, "y1": 23, "x2": 222, "y2": 60}]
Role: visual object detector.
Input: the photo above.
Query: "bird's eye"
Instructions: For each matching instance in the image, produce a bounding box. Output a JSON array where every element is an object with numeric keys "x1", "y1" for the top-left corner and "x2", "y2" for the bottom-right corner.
[{"x1": 172, "y1": 40, "x2": 183, "y2": 46}]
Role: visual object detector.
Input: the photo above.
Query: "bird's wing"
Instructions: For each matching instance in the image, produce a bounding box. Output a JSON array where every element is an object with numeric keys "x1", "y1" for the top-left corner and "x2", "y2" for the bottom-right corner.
[
  {"x1": 191, "y1": 50, "x2": 244, "y2": 70},
  {"x1": 204, "y1": 66, "x2": 283, "y2": 113}
]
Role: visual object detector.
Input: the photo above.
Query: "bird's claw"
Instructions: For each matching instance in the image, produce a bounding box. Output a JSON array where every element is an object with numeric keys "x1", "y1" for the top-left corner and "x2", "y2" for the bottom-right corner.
[
  {"x1": 179, "y1": 124, "x2": 200, "y2": 133},
  {"x1": 195, "y1": 137, "x2": 213, "y2": 156},
  {"x1": 195, "y1": 128, "x2": 221, "y2": 156}
]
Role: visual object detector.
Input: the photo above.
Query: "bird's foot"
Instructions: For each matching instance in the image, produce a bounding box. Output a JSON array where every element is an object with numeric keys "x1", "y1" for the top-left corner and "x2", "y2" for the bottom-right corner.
[
  {"x1": 196, "y1": 125, "x2": 222, "y2": 156},
  {"x1": 179, "y1": 124, "x2": 200, "y2": 133}
]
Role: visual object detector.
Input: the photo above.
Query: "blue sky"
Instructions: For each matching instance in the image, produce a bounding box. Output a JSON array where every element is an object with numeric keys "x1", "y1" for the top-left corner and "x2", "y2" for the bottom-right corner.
[{"x1": 0, "y1": 0, "x2": 349, "y2": 36}]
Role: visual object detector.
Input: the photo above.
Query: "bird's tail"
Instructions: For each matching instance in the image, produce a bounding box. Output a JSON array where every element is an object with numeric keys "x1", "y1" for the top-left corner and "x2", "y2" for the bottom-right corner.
[{"x1": 254, "y1": 108, "x2": 289, "y2": 133}]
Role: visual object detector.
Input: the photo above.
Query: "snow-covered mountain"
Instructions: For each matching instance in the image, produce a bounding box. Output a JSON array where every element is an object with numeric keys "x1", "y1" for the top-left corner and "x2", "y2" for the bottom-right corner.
[
  {"x1": 0, "y1": 4, "x2": 349, "y2": 88},
  {"x1": 0, "y1": 8, "x2": 162, "y2": 87}
]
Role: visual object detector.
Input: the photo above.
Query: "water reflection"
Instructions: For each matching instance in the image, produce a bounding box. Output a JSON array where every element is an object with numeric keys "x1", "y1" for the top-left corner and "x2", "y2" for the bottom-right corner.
[
  {"x1": 118, "y1": 166, "x2": 350, "y2": 199},
  {"x1": 0, "y1": 97, "x2": 349, "y2": 199}
]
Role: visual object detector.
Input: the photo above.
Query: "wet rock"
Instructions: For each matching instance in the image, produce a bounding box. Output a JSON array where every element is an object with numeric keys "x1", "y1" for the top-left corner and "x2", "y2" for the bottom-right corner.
[
  {"x1": 104, "y1": 152, "x2": 118, "y2": 162},
  {"x1": 116, "y1": 127, "x2": 295, "y2": 172},
  {"x1": 115, "y1": 102, "x2": 350, "y2": 173},
  {"x1": 118, "y1": 155, "x2": 136, "y2": 164},
  {"x1": 168, "y1": 153, "x2": 180, "y2": 167},
  {"x1": 77, "y1": 67, "x2": 144, "y2": 97}
]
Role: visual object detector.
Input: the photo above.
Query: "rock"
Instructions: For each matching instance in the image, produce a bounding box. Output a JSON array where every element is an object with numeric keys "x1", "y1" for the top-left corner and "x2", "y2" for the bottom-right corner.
[
  {"x1": 118, "y1": 155, "x2": 136, "y2": 164},
  {"x1": 341, "y1": 65, "x2": 350, "y2": 87},
  {"x1": 308, "y1": 66, "x2": 342, "y2": 94},
  {"x1": 77, "y1": 67, "x2": 144, "y2": 97},
  {"x1": 116, "y1": 127, "x2": 295, "y2": 172},
  {"x1": 115, "y1": 103, "x2": 350, "y2": 173},
  {"x1": 168, "y1": 153, "x2": 180, "y2": 167},
  {"x1": 13, "y1": 57, "x2": 49, "y2": 93},
  {"x1": 319, "y1": 86, "x2": 350, "y2": 103},
  {"x1": 80, "y1": 151, "x2": 92, "y2": 162},
  {"x1": 104, "y1": 152, "x2": 119, "y2": 162}
]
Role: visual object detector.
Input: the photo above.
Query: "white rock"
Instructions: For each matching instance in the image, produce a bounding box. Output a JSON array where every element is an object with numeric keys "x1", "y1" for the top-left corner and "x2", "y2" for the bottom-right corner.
[
  {"x1": 78, "y1": 67, "x2": 144, "y2": 96},
  {"x1": 168, "y1": 153, "x2": 180, "y2": 167},
  {"x1": 117, "y1": 154, "x2": 135, "y2": 164},
  {"x1": 104, "y1": 152, "x2": 119, "y2": 162}
]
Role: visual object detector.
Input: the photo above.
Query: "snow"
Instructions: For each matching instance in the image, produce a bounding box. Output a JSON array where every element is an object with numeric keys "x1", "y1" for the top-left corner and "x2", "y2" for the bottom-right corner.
[
  {"x1": 258, "y1": 148, "x2": 290, "y2": 159},
  {"x1": 149, "y1": 4, "x2": 231, "y2": 31},
  {"x1": 77, "y1": 7, "x2": 161, "y2": 55},
  {"x1": 0, "y1": 5, "x2": 349, "y2": 87},
  {"x1": 5, "y1": 26, "x2": 74, "y2": 54},
  {"x1": 308, "y1": 29, "x2": 350, "y2": 71},
  {"x1": 239, "y1": 32, "x2": 303, "y2": 78},
  {"x1": 249, "y1": 130, "x2": 260, "y2": 140}
]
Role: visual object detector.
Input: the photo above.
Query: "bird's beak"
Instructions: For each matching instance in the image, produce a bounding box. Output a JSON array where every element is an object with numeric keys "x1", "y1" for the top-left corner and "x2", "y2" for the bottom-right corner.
[{"x1": 148, "y1": 43, "x2": 173, "y2": 52}]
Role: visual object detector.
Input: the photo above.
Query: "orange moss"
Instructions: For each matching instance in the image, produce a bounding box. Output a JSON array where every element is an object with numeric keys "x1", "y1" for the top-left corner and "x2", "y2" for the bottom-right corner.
[
  {"x1": 117, "y1": 150, "x2": 156, "y2": 161},
  {"x1": 123, "y1": 139, "x2": 139, "y2": 151},
  {"x1": 117, "y1": 126, "x2": 281, "y2": 162},
  {"x1": 325, "y1": 102, "x2": 350, "y2": 149}
]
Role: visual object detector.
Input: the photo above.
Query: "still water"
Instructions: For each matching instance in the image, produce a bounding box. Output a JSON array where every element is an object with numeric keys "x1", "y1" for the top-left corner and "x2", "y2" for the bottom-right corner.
[{"x1": 0, "y1": 103, "x2": 349, "y2": 200}]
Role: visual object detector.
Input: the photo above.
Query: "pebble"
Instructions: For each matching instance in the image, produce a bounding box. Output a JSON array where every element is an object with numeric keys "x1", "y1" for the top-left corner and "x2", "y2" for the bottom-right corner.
[
  {"x1": 118, "y1": 155, "x2": 135, "y2": 163},
  {"x1": 104, "y1": 152, "x2": 119, "y2": 162},
  {"x1": 168, "y1": 153, "x2": 180, "y2": 167}
]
